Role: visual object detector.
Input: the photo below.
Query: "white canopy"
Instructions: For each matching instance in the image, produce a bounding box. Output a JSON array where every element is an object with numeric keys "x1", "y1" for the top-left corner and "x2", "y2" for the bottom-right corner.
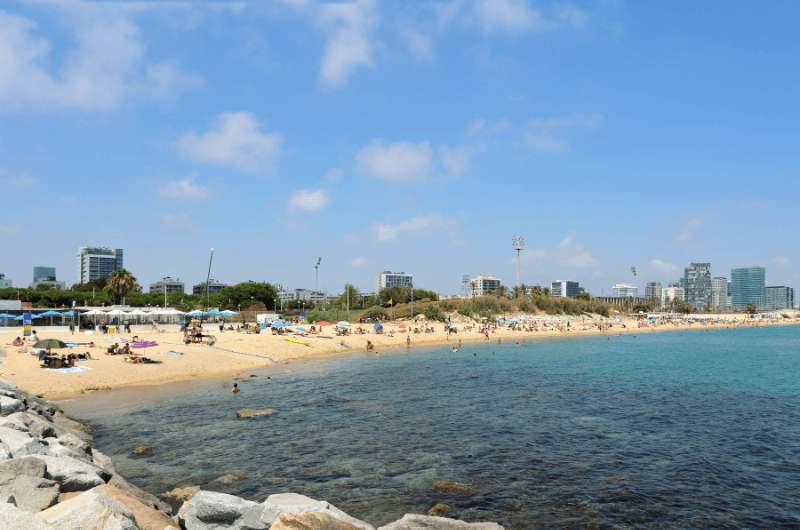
[
  {"x1": 128, "y1": 309, "x2": 147, "y2": 316},
  {"x1": 107, "y1": 309, "x2": 127, "y2": 316},
  {"x1": 83, "y1": 309, "x2": 106, "y2": 316}
]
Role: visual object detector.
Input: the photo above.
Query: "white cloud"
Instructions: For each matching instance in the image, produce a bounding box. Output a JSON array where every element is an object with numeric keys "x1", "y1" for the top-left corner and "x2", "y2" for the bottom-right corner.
[
  {"x1": 0, "y1": 224, "x2": 22, "y2": 235},
  {"x1": 351, "y1": 256, "x2": 368, "y2": 268},
  {"x1": 772, "y1": 256, "x2": 791, "y2": 267},
  {"x1": 402, "y1": 28, "x2": 433, "y2": 61},
  {"x1": 649, "y1": 259, "x2": 679, "y2": 274},
  {"x1": 357, "y1": 139, "x2": 433, "y2": 183},
  {"x1": 473, "y1": 0, "x2": 543, "y2": 34},
  {"x1": 467, "y1": 117, "x2": 510, "y2": 136},
  {"x1": 522, "y1": 232, "x2": 597, "y2": 269},
  {"x1": 178, "y1": 112, "x2": 283, "y2": 173},
  {"x1": 288, "y1": 189, "x2": 328, "y2": 212},
  {"x1": 372, "y1": 214, "x2": 454, "y2": 242},
  {"x1": 0, "y1": 8, "x2": 201, "y2": 111},
  {"x1": 0, "y1": 171, "x2": 36, "y2": 188},
  {"x1": 675, "y1": 216, "x2": 703, "y2": 243},
  {"x1": 159, "y1": 177, "x2": 209, "y2": 201},
  {"x1": 315, "y1": 0, "x2": 377, "y2": 89},
  {"x1": 523, "y1": 113, "x2": 602, "y2": 153},
  {"x1": 439, "y1": 146, "x2": 470, "y2": 176}
]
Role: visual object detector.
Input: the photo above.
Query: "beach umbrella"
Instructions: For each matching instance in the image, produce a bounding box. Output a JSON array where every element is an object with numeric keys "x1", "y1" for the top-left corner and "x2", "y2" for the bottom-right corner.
[
  {"x1": 34, "y1": 339, "x2": 67, "y2": 349},
  {"x1": 316, "y1": 321, "x2": 332, "y2": 327},
  {"x1": 220, "y1": 310, "x2": 235, "y2": 318},
  {"x1": 206, "y1": 309, "x2": 222, "y2": 316},
  {"x1": 373, "y1": 323, "x2": 383, "y2": 332},
  {"x1": 336, "y1": 321, "x2": 351, "y2": 329},
  {"x1": 296, "y1": 325, "x2": 306, "y2": 331},
  {"x1": 39, "y1": 310, "x2": 62, "y2": 317},
  {"x1": 187, "y1": 310, "x2": 204, "y2": 317},
  {"x1": 271, "y1": 321, "x2": 289, "y2": 328}
]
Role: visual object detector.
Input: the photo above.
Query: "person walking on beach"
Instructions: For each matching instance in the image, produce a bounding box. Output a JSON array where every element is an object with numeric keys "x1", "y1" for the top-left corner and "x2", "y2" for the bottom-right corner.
[
  {"x1": 231, "y1": 383, "x2": 240, "y2": 394},
  {"x1": 406, "y1": 335, "x2": 411, "y2": 349}
]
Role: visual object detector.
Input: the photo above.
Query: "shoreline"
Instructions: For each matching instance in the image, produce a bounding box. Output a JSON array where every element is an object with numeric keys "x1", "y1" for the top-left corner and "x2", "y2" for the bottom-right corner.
[{"x1": 1, "y1": 314, "x2": 798, "y2": 400}]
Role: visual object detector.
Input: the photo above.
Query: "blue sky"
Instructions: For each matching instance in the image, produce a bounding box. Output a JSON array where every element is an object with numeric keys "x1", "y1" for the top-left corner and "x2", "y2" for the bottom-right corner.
[{"x1": 1, "y1": 0, "x2": 798, "y2": 296}]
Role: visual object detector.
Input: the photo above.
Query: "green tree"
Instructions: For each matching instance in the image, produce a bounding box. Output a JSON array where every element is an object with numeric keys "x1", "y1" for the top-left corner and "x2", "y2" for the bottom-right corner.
[
  {"x1": 745, "y1": 303, "x2": 757, "y2": 315},
  {"x1": 214, "y1": 282, "x2": 278, "y2": 310},
  {"x1": 104, "y1": 269, "x2": 139, "y2": 304},
  {"x1": 337, "y1": 284, "x2": 360, "y2": 310}
]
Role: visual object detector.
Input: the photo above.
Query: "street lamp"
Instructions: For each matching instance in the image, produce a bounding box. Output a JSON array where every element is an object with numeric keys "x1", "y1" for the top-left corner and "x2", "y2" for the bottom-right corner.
[{"x1": 512, "y1": 236, "x2": 525, "y2": 289}]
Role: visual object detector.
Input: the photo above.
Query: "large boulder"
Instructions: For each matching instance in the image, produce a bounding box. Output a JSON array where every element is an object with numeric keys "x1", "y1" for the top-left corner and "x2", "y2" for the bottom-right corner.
[
  {"x1": 377, "y1": 514, "x2": 505, "y2": 530},
  {"x1": 261, "y1": 493, "x2": 374, "y2": 530},
  {"x1": 109, "y1": 473, "x2": 172, "y2": 514},
  {"x1": 0, "y1": 396, "x2": 25, "y2": 417},
  {"x1": 178, "y1": 490, "x2": 268, "y2": 530},
  {"x1": 269, "y1": 511, "x2": 368, "y2": 530},
  {"x1": 0, "y1": 427, "x2": 46, "y2": 457},
  {"x1": 0, "y1": 500, "x2": 51, "y2": 530},
  {"x1": 97, "y1": 484, "x2": 176, "y2": 530},
  {"x1": 2, "y1": 412, "x2": 57, "y2": 439},
  {"x1": 36, "y1": 455, "x2": 110, "y2": 492},
  {"x1": 35, "y1": 487, "x2": 138, "y2": 530},
  {"x1": 91, "y1": 449, "x2": 117, "y2": 475},
  {"x1": 51, "y1": 413, "x2": 93, "y2": 444},
  {"x1": 0, "y1": 457, "x2": 59, "y2": 512}
]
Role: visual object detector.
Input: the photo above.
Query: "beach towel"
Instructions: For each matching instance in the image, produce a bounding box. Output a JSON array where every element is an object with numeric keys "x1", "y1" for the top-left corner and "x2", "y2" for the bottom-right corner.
[
  {"x1": 162, "y1": 350, "x2": 185, "y2": 356},
  {"x1": 47, "y1": 366, "x2": 91, "y2": 374}
]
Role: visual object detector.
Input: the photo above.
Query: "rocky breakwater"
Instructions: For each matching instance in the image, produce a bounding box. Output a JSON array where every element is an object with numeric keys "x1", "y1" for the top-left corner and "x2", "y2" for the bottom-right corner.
[{"x1": 0, "y1": 378, "x2": 505, "y2": 529}]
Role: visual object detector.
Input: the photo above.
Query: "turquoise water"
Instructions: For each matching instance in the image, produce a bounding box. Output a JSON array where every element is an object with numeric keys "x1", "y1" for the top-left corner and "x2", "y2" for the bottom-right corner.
[{"x1": 63, "y1": 327, "x2": 800, "y2": 528}]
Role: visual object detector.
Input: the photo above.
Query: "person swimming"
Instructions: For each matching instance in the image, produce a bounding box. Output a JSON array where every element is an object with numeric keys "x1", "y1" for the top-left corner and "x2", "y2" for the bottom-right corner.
[{"x1": 231, "y1": 383, "x2": 240, "y2": 394}]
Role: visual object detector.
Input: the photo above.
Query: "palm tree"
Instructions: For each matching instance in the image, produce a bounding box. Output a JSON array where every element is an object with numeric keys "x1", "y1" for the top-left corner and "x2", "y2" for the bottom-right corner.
[{"x1": 104, "y1": 269, "x2": 138, "y2": 304}]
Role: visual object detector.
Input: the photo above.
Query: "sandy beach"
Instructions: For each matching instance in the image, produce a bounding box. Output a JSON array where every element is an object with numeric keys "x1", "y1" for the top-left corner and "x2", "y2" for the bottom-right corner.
[{"x1": 1, "y1": 313, "x2": 797, "y2": 400}]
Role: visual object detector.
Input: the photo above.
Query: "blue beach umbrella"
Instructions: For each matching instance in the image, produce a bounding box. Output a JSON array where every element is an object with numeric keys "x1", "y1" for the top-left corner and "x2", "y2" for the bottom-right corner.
[
  {"x1": 220, "y1": 310, "x2": 235, "y2": 318},
  {"x1": 205, "y1": 309, "x2": 222, "y2": 316},
  {"x1": 39, "y1": 310, "x2": 63, "y2": 318},
  {"x1": 373, "y1": 323, "x2": 383, "y2": 332},
  {"x1": 336, "y1": 321, "x2": 351, "y2": 329}
]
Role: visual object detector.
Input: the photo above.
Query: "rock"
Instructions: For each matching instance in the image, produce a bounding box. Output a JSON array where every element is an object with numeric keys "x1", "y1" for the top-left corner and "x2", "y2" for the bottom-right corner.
[
  {"x1": 0, "y1": 427, "x2": 46, "y2": 457},
  {"x1": 51, "y1": 413, "x2": 93, "y2": 444},
  {"x1": 0, "y1": 379, "x2": 19, "y2": 392},
  {"x1": 431, "y1": 481, "x2": 475, "y2": 495},
  {"x1": 0, "y1": 456, "x2": 59, "y2": 512},
  {"x1": 0, "y1": 500, "x2": 50, "y2": 530},
  {"x1": 36, "y1": 487, "x2": 138, "y2": 530},
  {"x1": 36, "y1": 455, "x2": 110, "y2": 492},
  {"x1": 92, "y1": 449, "x2": 117, "y2": 474},
  {"x1": 0, "y1": 442, "x2": 11, "y2": 460},
  {"x1": 98, "y1": 483, "x2": 176, "y2": 530},
  {"x1": 269, "y1": 511, "x2": 367, "y2": 530},
  {"x1": 211, "y1": 473, "x2": 246, "y2": 485},
  {"x1": 178, "y1": 490, "x2": 268, "y2": 530},
  {"x1": 132, "y1": 445, "x2": 153, "y2": 455},
  {"x1": 0, "y1": 396, "x2": 25, "y2": 416},
  {"x1": 262, "y1": 493, "x2": 374, "y2": 530},
  {"x1": 56, "y1": 432, "x2": 91, "y2": 455},
  {"x1": 45, "y1": 440, "x2": 93, "y2": 462},
  {"x1": 109, "y1": 474, "x2": 172, "y2": 514},
  {"x1": 164, "y1": 485, "x2": 200, "y2": 503},
  {"x1": 236, "y1": 408, "x2": 277, "y2": 418},
  {"x1": 377, "y1": 514, "x2": 505, "y2": 530},
  {"x1": 426, "y1": 503, "x2": 450, "y2": 517}
]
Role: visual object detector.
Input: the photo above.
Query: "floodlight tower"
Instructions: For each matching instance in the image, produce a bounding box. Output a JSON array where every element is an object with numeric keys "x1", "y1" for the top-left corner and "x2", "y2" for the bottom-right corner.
[
  {"x1": 314, "y1": 257, "x2": 322, "y2": 294},
  {"x1": 512, "y1": 236, "x2": 525, "y2": 288}
]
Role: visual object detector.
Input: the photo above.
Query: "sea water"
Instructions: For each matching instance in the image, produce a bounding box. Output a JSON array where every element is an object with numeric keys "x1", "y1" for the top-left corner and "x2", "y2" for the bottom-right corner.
[{"x1": 62, "y1": 327, "x2": 800, "y2": 528}]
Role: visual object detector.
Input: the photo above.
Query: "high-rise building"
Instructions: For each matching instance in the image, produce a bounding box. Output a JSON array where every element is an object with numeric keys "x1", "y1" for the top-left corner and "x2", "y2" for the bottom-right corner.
[
  {"x1": 376, "y1": 271, "x2": 414, "y2": 291},
  {"x1": 711, "y1": 277, "x2": 730, "y2": 311},
  {"x1": 77, "y1": 246, "x2": 124, "y2": 284},
  {"x1": 0, "y1": 273, "x2": 11, "y2": 289},
  {"x1": 31, "y1": 266, "x2": 65, "y2": 289},
  {"x1": 645, "y1": 282, "x2": 662, "y2": 301},
  {"x1": 661, "y1": 284, "x2": 686, "y2": 307},
  {"x1": 612, "y1": 283, "x2": 638, "y2": 298},
  {"x1": 469, "y1": 275, "x2": 502, "y2": 297},
  {"x1": 192, "y1": 279, "x2": 228, "y2": 295},
  {"x1": 149, "y1": 277, "x2": 185, "y2": 295},
  {"x1": 682, "y1": 262, "x2": 712, "y2": 311},
  {"x1": 730, "y1": 267, "x2": 766, "y2": 309},
  {"x1": 765, "y1": 286, "x2": 794, "y2": 310},
  {"x1": 551, "y1": 280, "x2": 582, "y2": 297}
]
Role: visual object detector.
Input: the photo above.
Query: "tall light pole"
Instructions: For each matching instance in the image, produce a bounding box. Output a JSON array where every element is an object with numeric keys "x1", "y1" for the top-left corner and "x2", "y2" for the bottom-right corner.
[
  {"x1": 314, "y1": 257, "x2": 321, "y2": 294},
  {"x1": 512, "y1": 236, "x2": 525, "y2": 290},
  {"x1": 202, "y1": 248, "x2": 214, "y2": 326}
]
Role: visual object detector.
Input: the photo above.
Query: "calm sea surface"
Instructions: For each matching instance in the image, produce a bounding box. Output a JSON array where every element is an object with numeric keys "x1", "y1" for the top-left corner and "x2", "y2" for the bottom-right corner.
[{"x1": 62, "y1": 327, "x2": 800, "y2": 529}]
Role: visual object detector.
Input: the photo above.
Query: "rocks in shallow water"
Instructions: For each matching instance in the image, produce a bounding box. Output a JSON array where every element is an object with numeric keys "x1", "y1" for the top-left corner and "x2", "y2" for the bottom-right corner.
[
  {"x1": 164, "y1": 485, "x2": 200, "y2": 502},
  {"x1": 269, "y1": 511, "x2": 367, "y2": 530},
  {"x1": 236, "y1": 407, "x2": 277, "y2": 418},
  {"x1": 431, "y1": 481, "x2": 475, "y2": 496},
  {"x1": 132, "y1": 445, "x2": 153, "y2": 455},
  {"x1": 36, "y1": 486, "x2": 138, "y2": 530},
  {"x1": 36, "y1": 454, "x2": 110, "y2": 492},
  {"x1": 262, "y1": 493, "x2": 374, "y2": 530},
  {"x1": 0, "y1": 396, "x2": 25, "y2": 416},
  {"x1": 178, "y1": 490, "x2": 267, "y2": 530},
  {"x1": 211, "y1": 473, "x2": 246, "y2": 485},
  {"x1": 377, "y1": 514, "x2": 505, "y2": 530},
  {"x1": 426, "y1": 503, "x2": 451, "y2": 517}
]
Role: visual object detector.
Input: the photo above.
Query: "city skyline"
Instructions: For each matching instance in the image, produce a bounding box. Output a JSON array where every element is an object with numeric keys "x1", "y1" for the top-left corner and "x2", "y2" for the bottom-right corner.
[{"x1": 1, "y1": 1, "x2": 799, "y2": 294}]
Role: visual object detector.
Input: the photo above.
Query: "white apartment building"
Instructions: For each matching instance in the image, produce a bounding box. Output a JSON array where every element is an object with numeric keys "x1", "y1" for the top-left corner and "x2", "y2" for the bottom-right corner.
[
  {"x1": 661, "y1": 285, "x2": 686, "y2": 306},
  {"x1": 612, "y1": 283, "x2": 638, "y2": 298},
  {"x1": 376, "y1": 271, "x2": 413, "y2": 291},
  {"x1": 469, "y1": 275, "x2": 502, "y2": 297}
]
